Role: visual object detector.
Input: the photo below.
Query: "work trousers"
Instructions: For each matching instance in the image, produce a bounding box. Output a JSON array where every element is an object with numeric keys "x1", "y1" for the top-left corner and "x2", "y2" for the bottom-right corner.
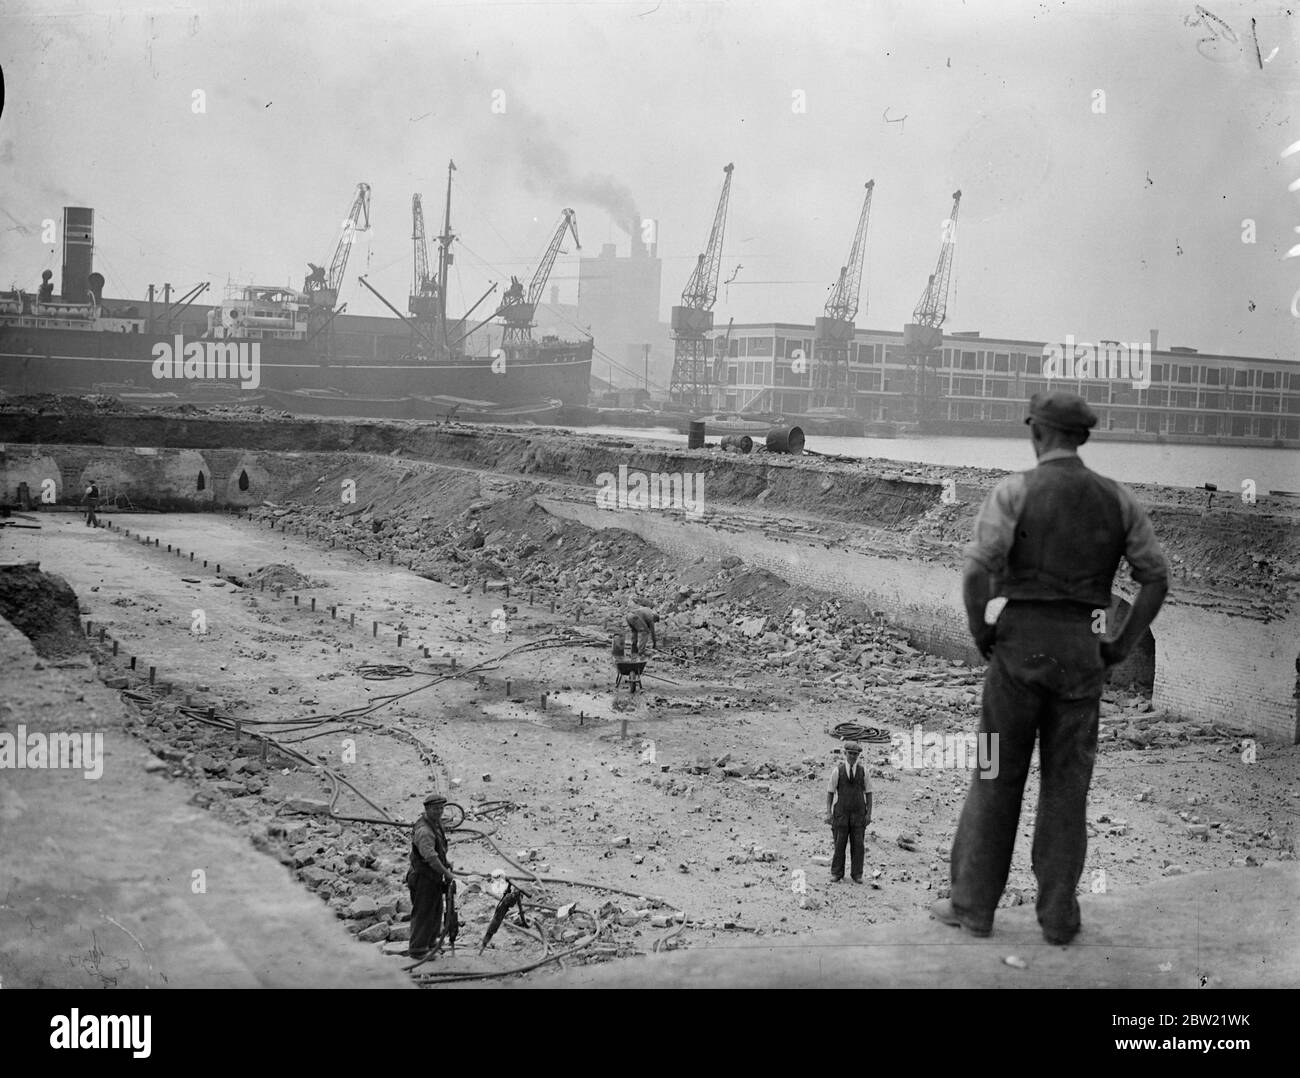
[
  {"x1": 408, "y1": 871, "x2": 445, "y2": 957},
  {"x1": 831, "y1": 823, "x2": 865, "y2": 881},
  {"x1": 950, "y1": 602, "x2": 1106, "y2": 941}
]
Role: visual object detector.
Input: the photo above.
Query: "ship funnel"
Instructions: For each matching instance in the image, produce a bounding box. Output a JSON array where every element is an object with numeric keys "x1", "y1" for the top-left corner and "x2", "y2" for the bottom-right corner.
[{"x1": 61, "y1": 207, "x2": 95, "y2": 302}]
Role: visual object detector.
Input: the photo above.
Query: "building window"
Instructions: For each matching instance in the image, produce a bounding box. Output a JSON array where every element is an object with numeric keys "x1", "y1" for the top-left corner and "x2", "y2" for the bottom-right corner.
[
  {"x1": 1261, "y1": 371, "x2": 1276, "y2": 390},
  {"x1": 1234, "y1": 370, "x2": 1250, "y2": 387},
  {"x1": 1025, "y1": 354, "x2": 1042, "y2": 375},
  {"x1": 1204, "y1": 368, "x2": 1219, "y2": 386},
  {"x1": 961, "y1": 351, "x2": 977, "y2": 370},
  {"x1": 993, "y1": 353, "x2": 1009, "y2": 372}
]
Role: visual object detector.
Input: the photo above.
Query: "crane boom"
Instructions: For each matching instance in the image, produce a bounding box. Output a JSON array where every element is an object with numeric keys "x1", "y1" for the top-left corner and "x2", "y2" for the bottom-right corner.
[
  {"x1": 911, "y1": 189, "x2": 961, "y2": 328},
  {"x1": 412, "y1": 194, "x2": 431, "y2": 296},
  {"x1": 498, "y1": 208, "x2": 580, "y2": 343},
  {"x1": 305, "y1": 182, "x2": 371, "y2": 308},
  {"x1": 679, "y1": 163, "x2": 735, "y2": 311},
  {"x1": 528, "y1": 209, "x2": 580, "y2": 307},
  {"x1": 823, "y1": 180, "x2": 875, "y2": 322}
]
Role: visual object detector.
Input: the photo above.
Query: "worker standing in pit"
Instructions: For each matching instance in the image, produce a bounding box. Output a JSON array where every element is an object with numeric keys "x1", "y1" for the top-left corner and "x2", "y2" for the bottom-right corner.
[
  {"x1": 626, "y1": 606, "x2": 658, "y2": 655},
  {"x1": 407, "y1": 793, "x2": 455, "y2": 961},
  {"x1": 824, "y1": 742, "x2": 872, "y2": 883}
]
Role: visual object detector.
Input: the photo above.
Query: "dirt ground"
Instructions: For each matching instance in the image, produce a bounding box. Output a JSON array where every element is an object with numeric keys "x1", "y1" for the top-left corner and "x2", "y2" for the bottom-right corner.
[{"x1": 3, "y1": 498, "x2": 1296, "y2": 985}]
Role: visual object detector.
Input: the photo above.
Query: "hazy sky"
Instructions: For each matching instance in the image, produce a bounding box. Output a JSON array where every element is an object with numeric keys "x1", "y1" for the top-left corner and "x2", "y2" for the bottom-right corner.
[{"x1": 2, "y1": 0, "x2": 1298, "y2": 360}]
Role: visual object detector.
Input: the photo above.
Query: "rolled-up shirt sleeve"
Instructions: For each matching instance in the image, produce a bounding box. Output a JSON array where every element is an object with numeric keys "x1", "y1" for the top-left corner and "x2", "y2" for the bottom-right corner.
[
  {"x1": 963, "y1": 474, "x2": 1026, "y2": 573},
  {"x1": 1115, "y1": 485, "x2": 1170, "y2": 586}
]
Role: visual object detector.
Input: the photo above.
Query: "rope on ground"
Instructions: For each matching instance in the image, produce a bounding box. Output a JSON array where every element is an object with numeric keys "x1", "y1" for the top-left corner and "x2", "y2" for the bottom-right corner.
[{"x1": 830, "y1": 721, "x2": 893, "y2": 744}]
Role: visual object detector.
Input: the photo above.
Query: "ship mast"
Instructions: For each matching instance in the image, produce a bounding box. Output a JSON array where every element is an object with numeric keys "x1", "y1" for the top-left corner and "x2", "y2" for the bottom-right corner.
[{"x1": 437, "y1": 159, "x2": 456, "y2": 348}]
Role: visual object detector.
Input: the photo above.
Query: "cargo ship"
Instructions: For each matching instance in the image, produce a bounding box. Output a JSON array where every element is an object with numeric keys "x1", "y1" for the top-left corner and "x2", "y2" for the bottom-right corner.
[{"x1": 0, "y1": 167, "x2": 592, "y2": 422}]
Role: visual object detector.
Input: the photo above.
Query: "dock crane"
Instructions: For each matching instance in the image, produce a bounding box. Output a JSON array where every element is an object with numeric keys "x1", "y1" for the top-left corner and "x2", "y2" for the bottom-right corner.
[
  {"x1": 670, "y1": 163, "x2": 734, "y2": 411},
  {"x1": 904, "y1": 189, "x2": 961, "y2": 422},
  {"x1": 304, "y1": 182, "x2": 371, "y2": 311},
  {"x1": 409, "y1": 193, "x2": 439, "y2": 322},
  {"x1": 497, "y1": 208, "x2": 580, "y2": 345},
  {"x1": 812, "y1": 179, "x2": 875, "y2": 409}
]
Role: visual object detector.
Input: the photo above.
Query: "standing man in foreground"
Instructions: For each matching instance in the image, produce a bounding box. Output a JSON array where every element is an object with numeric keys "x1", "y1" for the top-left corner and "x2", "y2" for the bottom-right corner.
[
  {"x1": 932, "y1": 391, "x2": 1169, "y2": 945},
  {"x1": 824, "y1": 741, "x2": 873, "y2": 883},
  {"x1": 407, "y1": 793, "x2": 455, "y2": 961}
]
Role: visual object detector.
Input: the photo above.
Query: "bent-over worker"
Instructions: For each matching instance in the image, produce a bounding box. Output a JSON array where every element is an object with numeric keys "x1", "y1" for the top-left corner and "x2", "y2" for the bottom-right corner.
[{"x1": 626, "y1": 606, "x2": 658, "y2": 654}]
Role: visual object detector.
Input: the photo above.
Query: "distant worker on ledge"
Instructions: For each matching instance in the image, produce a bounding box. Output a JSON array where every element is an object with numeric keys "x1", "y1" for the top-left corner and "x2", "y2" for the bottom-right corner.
[
  {"x1": 38, "y1": 269, "x2": 54, "y2": 304},
  {"x1": 83, "y1": 481, "x2": 100, "y2": 528},
  {"x1": 626, "y1": 606, "x2": 658, "y2": 655}
]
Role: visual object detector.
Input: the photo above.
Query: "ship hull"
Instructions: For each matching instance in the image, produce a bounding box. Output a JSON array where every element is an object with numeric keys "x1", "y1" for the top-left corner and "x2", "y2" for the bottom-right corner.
[{"x1": 0, "y1": 324, "x2": 592, "y2": 419}]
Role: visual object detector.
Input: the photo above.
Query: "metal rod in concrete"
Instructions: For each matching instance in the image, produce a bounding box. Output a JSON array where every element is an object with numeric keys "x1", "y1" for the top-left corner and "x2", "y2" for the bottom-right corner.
[
  {"x1": 397, "y1": 635, "x2": 403, "y2": 647},
  {"x1": 373, "y1": 621, "x2": 378, "y2": 637},
  {"x1": 149, "y1": 666, "x2": 156, "y2": 684},
  {"x1": 349, "y1": 613, "x2": 355, "y2": 628},
  {"x1": 621, "y1": 719, "x2": 628, "y2": 739},
  {"x1": 310, "y1": 597, "x2": 316, "y2": 612},
  {"x1": 130, "y1": 656, "x2": 136, "y2": 670}
]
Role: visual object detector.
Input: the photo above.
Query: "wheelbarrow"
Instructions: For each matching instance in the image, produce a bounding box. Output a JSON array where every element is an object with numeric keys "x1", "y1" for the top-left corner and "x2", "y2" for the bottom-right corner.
[{"x1": 614, "y1": 657, "x2": 647, "y2": 694}]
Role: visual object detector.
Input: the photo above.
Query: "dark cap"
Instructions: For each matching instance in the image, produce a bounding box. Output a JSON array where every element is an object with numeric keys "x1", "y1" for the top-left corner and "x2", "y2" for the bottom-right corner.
[
  {"x1": 1025, "y1": 391, "x2": 1097, "y2": 433},
  {"x1": 843, "y1": 742, "x2": 862, "y2": 755},
  {"x1": 423, "y1": 793, "x2": 447, "y2": 807}
]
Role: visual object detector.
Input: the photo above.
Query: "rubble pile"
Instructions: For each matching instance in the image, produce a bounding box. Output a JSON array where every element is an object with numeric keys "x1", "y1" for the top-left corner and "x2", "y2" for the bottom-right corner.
[{"x1": 0, "y1": 562, "x2": 89, "y2": 659}]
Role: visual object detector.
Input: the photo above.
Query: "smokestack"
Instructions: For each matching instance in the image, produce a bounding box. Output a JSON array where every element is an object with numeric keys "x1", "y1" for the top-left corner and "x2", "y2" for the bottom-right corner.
[
  {"x1": 1149, "y1": 329, "x2": 1158, "y2": 352},
  {"x1": 61, "y1": 207, "x2": 94, "y2": 303}
]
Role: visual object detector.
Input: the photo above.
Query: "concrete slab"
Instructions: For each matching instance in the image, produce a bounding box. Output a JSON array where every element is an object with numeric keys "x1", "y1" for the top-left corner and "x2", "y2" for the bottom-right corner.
[
  {"x1": 540, "y1": 865, "x2": 1298, "y2": 989},
  {"x1": 0, "y1": 614, "x2": 411, "y2": 989}
]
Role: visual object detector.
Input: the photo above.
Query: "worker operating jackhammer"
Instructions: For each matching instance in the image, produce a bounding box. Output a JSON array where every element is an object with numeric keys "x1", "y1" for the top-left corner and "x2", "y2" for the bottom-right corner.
[
  {"x1": 626, "y1": 606, "x2": 658, "y2": 656},
  {"x1": 406, "y1": 793, "x2": 455, "y2": 962}
]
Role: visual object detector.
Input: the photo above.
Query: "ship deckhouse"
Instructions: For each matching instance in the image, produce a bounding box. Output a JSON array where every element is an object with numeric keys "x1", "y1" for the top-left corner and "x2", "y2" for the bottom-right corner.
[{"x1": 207, "y1": 286, "x2": 309, "y2": 341}]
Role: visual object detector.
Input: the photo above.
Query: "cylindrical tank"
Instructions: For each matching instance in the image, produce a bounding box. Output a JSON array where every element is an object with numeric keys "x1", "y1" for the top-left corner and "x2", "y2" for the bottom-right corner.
[
  {"x1": 720, "y1": 433, "x2": 753, "y2": 454},
  {"x1": 765, "y1": 426, "x2": 805, "y2": 454},
  {"x1": 687, "y1": 420, "x2": 706, "y2": 449}
]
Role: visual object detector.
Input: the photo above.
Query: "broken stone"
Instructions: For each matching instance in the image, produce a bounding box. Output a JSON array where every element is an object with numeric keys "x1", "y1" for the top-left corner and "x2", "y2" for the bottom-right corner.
[
  {"x1": 283, "y1": 797, "x2": 331, "y2": 815},
  {"x1": 357, "y1": 923, "x2": 389, "y2": 943},
  {"x1": 387, "y1": 922, "x2": 411, "y2": 942},
  {"x1": 143, "y1": 757, "x2": 168, "y2": 773},
  {"x1": 1004, "y1": 955, "x2": 1028, "y2": 969},
  {"x1": 348, "y1": 895, "x2": 380, "y2": 918}
]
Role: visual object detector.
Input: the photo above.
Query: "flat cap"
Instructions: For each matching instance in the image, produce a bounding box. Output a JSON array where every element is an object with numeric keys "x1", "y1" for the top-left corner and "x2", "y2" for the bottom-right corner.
[
  {"x1": 423, "y1": 793, "x2": 448, "y2": 806},
  {"x1": 843, "y1": 742, "x2": 862, "y2": 755},
  {"x1": 1025, "y1": 390, "x2": 1097, "y2": 433}
]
